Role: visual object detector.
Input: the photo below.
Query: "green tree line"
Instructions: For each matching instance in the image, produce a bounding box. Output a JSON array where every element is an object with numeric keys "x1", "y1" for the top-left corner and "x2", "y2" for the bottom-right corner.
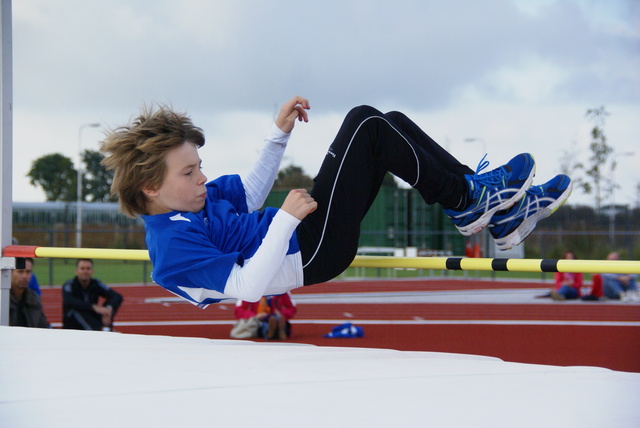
[
  {"x1": 27, "y1": 149, "x2": 115, "y2": 203},
  {"x1": 559, "y1": 106, "x2": 638, "y2": 210}
]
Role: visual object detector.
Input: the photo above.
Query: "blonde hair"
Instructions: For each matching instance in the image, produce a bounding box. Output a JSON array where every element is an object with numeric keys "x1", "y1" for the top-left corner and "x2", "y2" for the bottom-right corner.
[{"x1": 101, "y1": 105, "x2": 205, "y2": 217}]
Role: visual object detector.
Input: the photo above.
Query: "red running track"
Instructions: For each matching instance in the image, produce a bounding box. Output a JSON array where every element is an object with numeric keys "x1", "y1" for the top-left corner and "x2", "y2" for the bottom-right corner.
[{"x1": 39, "y1": 279, "x2": 640, "y2": 372}]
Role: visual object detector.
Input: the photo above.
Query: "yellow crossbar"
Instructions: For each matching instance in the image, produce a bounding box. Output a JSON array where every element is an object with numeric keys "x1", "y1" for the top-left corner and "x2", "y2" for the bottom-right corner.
[{"x1": 3, "y1": 246, "x2": 639, "y2": 274}]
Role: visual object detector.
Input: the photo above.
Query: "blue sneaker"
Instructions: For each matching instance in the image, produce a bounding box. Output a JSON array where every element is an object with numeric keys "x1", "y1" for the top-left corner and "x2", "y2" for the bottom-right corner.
[
  {"x1": 444, "y1": 153, "x2": 535, "y2": 236},
  {"x1": 489, "y1": 174, "x2": 573, "y2": 251}
]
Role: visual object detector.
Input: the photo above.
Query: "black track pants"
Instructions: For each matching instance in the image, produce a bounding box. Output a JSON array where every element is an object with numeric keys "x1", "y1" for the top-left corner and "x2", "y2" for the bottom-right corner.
[{"x1": 297, "y1": 105, "x2": 474, "y2": 285}]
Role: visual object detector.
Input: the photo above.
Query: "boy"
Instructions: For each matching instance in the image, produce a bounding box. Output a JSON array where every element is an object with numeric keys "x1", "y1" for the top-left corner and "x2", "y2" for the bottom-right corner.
[{"x1": 101, "y1": 96, "x2": 572, "y2": 307}]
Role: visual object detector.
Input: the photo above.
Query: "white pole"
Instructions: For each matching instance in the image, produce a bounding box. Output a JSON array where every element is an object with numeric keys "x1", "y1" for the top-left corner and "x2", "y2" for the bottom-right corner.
[
  {"x1": 0, "y1": 0, "x2": 13, "y2": 326},
  {"x1": 76, "y1": 123, "x2": 100, "y2": 248}
]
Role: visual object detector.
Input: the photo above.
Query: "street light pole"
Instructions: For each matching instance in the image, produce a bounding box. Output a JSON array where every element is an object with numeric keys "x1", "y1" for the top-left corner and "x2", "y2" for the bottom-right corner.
[{"x1": 76, "y1": 123, "x2": 100, "y2": 248}]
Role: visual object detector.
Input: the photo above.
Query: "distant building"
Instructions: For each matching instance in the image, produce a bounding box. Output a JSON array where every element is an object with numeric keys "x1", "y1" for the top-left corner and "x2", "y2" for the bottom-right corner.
[
  {"x1": 13, "y1": 201, "x2": 143, "y2": 249},
  {"x1": 13, "y1": 201, "x2": 141, "y2": 228}
]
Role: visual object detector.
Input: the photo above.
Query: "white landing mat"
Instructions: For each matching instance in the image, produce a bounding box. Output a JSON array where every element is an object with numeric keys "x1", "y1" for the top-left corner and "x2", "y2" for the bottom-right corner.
[{"x1": 1, "y1": 326, "x2": 638, "y2": 428}]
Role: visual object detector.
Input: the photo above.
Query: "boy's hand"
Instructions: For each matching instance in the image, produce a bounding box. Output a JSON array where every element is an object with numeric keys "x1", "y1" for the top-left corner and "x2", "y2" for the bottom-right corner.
[
  {"x1": 275, "y1": 96, "x2": 310, "y2": 133},
  {"x1": 281, "y1": 189, "x2": 317, "y2": 220}
]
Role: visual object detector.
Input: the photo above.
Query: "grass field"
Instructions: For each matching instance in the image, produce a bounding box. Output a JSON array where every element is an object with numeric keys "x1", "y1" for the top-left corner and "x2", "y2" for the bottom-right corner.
[
  {"x1": 31, "y1": 258, "x2": 578, "y2": 287},
  {"x1": 33, "y1": 259, "x2": 152, "y2": 287}
]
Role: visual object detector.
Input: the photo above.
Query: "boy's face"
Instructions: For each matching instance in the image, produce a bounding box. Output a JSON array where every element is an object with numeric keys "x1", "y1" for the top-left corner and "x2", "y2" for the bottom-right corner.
[{"x1": 145, "y1": 142, "x2": 208, "y2": 215}]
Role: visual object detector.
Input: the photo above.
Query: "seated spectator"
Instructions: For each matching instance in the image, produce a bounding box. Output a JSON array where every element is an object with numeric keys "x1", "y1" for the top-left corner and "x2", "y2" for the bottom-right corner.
[
  {"x1": 230, "y1": 298, "x2": 268, "y2": 339},
  {"x1": 551, "y1": 251, "x2": 583, "y2": 301},
  {"x1": 12, "y1": 237, "x2": 41, "y2": 295},
  {"x1": 233, "y1": 292, "x2": 297, "y2": 340},
  {"x1": 581, "y1": 273, "x2": 604, "y2": 301},
  {"x1": 62, "y1": 259, "x2": 123, "y2": 331},
  {"x1": 602, "y1": 252, "x2": 638, "y2": 301},
  {"x1": 9, "y1": 257, "x2": 50, "y2": 328}
]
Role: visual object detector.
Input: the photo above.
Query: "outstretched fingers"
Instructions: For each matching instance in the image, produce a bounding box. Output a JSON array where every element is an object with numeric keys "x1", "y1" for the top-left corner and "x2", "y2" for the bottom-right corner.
[{"x1": 275, "y1": 96, "x2": 310, "y2": 133}]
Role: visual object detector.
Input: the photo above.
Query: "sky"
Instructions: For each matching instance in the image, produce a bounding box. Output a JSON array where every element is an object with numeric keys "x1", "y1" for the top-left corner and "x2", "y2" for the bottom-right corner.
[{"x1": 7, "y1": 0, "x2": 640, "y2": 207}]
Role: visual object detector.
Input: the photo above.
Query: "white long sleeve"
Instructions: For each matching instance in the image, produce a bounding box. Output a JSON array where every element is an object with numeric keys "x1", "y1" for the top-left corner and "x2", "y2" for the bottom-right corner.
[
  {"x1": 242, "y1": 123, "x2": 290, "y2": 212},
  {"x1": 222, "y1": 210, "x2": 302, "y2": 302}
]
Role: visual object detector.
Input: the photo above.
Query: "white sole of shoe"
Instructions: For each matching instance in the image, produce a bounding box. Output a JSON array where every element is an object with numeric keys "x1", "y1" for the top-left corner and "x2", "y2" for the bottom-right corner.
[
  {"x1": 457, "y1": 164, "x2": 536, "y2": 237},
  {"x1": 494, "y1": 180, "x2": 573, "y2": 251}
]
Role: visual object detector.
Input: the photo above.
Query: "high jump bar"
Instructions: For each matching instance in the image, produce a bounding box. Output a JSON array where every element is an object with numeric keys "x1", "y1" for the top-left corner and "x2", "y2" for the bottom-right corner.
[{"x1": 3, "y1": 245, "x2": 639, "y2": 274}]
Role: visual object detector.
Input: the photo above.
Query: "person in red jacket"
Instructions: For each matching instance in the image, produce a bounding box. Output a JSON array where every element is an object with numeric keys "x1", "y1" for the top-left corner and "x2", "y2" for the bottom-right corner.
[
  {"x1": 551, "y1": 251, "x2": 583, "y2": 300},
  {"x1": 234, "y1": 292, "x2": 297, "y2": 340}
]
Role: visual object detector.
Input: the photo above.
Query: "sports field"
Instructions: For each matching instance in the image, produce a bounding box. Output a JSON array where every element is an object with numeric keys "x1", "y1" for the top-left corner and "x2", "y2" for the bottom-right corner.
[{"x1": 39, "y1": 277, "x2": 640, "y2": 372}]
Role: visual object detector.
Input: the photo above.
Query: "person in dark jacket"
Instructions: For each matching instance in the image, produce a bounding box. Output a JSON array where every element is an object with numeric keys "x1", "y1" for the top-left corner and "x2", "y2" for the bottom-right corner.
[
  {"x1": 62, "y1": 258, "x2": 123, "y2": 331},
  {"x1": 10, "y1": 257, "x2": 50, "y2": 328}
]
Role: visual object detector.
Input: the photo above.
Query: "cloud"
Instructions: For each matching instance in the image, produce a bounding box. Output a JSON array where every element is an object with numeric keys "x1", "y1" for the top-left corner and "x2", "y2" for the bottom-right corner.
[
  {"x1": 8, "y1": 0, "x2": 640, "y2": 206},
  {"x1": 14, "y1": 0, "x2": 639, "y2": 110}
]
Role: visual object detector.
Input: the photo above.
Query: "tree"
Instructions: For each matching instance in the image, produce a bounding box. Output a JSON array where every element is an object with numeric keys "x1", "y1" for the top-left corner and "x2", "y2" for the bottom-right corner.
[
  {"x1": 273, "y1": 165, "x2": 314, "y2": 189},
  {"x1": 559, "y1": 141, "x2": 588, "y2": 194},
  {"x1": 27, "y1": 153, "x2": 77, "y2": 201},
  {"x1": 584, "y1": 106, "x2": 614, "y2": 210},
  {"x1": 83, "y1": 149, "x2": 115, "y2": 202},
  {"x1": 28, "y1": 150, "x2": 114, "y2": 202}
]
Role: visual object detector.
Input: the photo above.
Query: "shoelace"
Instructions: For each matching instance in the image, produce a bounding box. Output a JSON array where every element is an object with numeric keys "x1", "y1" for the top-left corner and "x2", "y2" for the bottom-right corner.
[{"x1": 471, "y1": 154, "x2": 505, "y2": 187}]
